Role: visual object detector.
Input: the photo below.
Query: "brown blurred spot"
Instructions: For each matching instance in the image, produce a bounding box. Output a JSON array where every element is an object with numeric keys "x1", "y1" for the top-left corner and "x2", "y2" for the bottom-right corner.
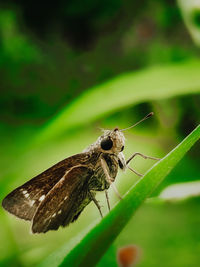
[
  {"x1": 117, "y1": 244, "x2": 140, "y2": 267},
  {"x1": 136, "y1": 18, "x2": 156, "y2": 42}
]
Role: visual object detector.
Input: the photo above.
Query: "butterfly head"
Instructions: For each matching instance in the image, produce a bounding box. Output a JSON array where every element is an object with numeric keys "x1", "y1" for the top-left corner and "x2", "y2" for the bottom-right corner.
[
  {"x1": 91, "y1": 113, "x2": 154, "y2": 154},
  {"x1": 99, "y1": 128, "x2": 125, "y2": 154}
]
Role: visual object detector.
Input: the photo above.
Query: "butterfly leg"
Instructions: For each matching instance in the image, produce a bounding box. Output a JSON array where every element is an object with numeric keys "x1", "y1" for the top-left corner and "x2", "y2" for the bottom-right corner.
[
  {"x1": 89, "y1": 191, "x2": 103, "y2": 218},
  {"x1": 126, "y1": 152, "x2": 160, "y2": 177},
  {"x1": 127, "y1": 166, "x2": 143, "y2": 177},
  {"x1": 126, "y1": 152, "x2": 160, "y2": 165},
  {"x1": 101, "y1": 158, "x2": 122, "y2": 200},
  {"x1": 105, "y1": 190, "x2": 110, "y2": 211}
]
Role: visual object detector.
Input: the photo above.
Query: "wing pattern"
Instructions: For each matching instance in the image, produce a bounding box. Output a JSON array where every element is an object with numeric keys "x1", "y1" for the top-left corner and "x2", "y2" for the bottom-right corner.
[
  {"x1": 32, "y1": 165, "x2": 93, "y2": 233},
  {"x1": 2, "y1": 153, "x2": 91, "y2": 221}
]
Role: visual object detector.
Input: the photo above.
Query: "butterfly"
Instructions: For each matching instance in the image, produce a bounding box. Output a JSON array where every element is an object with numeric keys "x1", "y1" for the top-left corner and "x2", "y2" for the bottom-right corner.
[{"x1": 2, "y1": 112, "x2": 159, "y2": 233}]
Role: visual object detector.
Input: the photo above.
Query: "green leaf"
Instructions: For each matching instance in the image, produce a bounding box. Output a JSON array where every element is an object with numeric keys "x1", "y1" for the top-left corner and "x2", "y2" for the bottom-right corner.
[
  {"x1": 36, "y1": 60, "x2": 200, "y2": 145},
  {"x1": 40, "y1": 125, "x2": 200, "y2": 267}
]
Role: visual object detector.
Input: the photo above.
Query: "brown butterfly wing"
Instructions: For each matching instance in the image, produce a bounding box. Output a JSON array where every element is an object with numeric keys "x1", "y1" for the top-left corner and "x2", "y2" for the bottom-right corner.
[
  {"x1": 2, "y1": 153, "x2": 91, "y2": 221},
  {"x1": 31, "y1": 165, "x2": 93, "y2": 233}
]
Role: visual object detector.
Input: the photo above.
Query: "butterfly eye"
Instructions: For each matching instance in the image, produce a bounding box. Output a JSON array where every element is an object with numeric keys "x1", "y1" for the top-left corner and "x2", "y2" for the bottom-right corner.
[{"x1": 100, "y1": 138, "x2": 113, "y2": 150}]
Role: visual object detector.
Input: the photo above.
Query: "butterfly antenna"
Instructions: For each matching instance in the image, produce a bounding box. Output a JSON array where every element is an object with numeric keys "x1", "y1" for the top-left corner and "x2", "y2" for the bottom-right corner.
[{"x1": 120, "y1": 112, "x2": 154, "y2": 132}]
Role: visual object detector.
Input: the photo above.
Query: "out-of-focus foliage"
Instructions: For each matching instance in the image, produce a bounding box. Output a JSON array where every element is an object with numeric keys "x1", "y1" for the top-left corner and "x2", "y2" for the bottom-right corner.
[
  {"x1": 0, "y1": 0, "x2": 200, "y2": 266},
  {"x1": 178, "y1": 0, "x2": 200, "y2": 46}
]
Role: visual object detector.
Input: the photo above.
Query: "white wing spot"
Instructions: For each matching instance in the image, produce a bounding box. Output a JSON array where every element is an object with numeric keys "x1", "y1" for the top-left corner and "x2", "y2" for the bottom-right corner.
[
  {"x1": 23, "y1": 190, "x2": 27, "y2": 195},
  {"x1": 64, "y1": 196, "x2": 68, "y2": 200},
  {"x1": 30, "y1": 200, "x2": 35, "y2": 206},
  {"x1": 58, "y1": 210, "x2": 62, "y2": 214},
  {"x1": 25, "y1": 193, "x2": 29, "y2": 198},
  {"x1": 39, "y1": 195, "x2": 45, "y2": 202},
  {"x1": 52, "y1": 213, "x2": 56, "y2": 218}
]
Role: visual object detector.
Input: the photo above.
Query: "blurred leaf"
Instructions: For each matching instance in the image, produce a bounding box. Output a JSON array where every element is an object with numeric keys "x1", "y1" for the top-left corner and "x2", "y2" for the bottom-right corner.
[
  {"x1": 177, "y1": 0, "x2": 200, "y2": 46},
  {"x1": 152, "y1": 156, "x2": 200, "y2": 196},
  {"x1": 39, "y1": 125, "x2": 200, "y2": 267},
  {"x1": 0, "y1": 9, "x2": 40, "y2": 64},
  {"x1": 159, "y1": 181, "x2": 200, "y2": 201},
  {"x1": 36, "y1": 60, "x2": 200, "y2": 145}
]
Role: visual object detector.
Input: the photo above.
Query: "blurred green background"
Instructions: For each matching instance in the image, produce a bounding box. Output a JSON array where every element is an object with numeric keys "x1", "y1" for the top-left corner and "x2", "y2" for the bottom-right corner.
[{"x1": 0, "y1": 0, "x2": 200, "y2": 266}]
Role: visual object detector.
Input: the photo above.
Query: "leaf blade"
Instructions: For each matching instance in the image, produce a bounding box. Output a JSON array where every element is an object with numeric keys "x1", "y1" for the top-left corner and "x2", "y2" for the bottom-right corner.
[{"x1": 36, "y1": 60, "x2": 200, "y2": 144}]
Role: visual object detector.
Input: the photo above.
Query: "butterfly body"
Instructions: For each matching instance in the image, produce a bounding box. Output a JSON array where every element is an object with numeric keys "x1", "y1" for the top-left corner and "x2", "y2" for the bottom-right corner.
[{"x1": 2, "y1": 129, "x2": 126, "y2": 233}]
